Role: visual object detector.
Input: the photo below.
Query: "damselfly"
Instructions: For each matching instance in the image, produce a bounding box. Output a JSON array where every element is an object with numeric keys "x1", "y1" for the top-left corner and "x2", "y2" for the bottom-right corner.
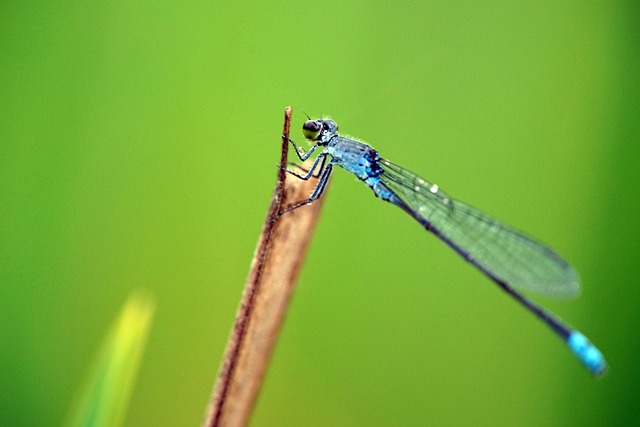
[{"x1": 280, "y1": 117, "x2": 606, "y2": 376}]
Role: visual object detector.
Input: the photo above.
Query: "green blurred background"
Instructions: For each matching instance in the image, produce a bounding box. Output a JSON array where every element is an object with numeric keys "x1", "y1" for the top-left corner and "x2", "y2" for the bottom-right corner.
[{"x1": 2, "y1": 1, "x2": 639, "y2": 426}]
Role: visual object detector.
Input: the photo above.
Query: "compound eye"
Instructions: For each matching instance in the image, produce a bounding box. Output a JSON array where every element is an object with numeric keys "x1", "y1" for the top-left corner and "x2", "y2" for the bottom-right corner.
[
  {"x1": 322, "y1": 119, "x2": 338, "y2": 132},
  {"x1": 302, "y1": 120, "x2": 322, "y2": 140}
]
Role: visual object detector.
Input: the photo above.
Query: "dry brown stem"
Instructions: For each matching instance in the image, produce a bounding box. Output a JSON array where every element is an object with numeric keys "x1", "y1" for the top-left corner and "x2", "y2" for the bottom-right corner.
[{"x1": 203, "y1": 107, "x2": 326, "y2": 427}]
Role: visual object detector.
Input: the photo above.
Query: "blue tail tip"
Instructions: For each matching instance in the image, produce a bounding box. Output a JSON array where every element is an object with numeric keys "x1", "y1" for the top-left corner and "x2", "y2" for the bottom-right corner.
[{"x1": 567, "y1": 331, "x2": 607, "y2": 376}]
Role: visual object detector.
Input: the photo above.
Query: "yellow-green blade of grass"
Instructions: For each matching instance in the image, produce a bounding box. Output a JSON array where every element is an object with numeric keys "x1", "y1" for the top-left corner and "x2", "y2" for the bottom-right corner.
[{"x1": 66, "y1": 292, "x2": 155, "y2": 427}]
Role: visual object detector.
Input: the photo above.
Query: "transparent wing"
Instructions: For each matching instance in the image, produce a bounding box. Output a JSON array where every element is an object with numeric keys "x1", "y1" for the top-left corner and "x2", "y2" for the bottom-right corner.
[{"x1": 379, "y1": 158, "x2": 580, "y2": 298}]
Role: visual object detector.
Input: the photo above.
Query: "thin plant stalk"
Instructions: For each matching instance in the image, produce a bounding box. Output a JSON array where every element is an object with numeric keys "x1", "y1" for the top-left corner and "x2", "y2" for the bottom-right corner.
[{"x1": 203, "y1": 107, "x2": 327, "y2": 427}]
